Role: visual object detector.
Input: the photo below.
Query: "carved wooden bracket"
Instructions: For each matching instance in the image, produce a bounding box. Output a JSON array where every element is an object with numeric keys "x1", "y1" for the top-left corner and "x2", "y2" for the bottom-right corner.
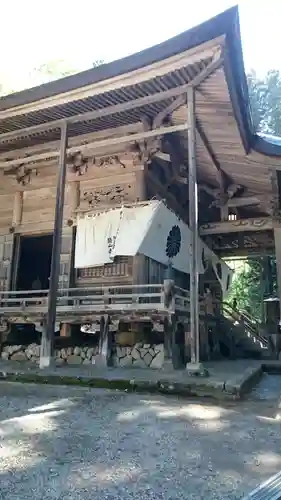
[
  {"x1": 67, "y1": 152, "x2": 88, "y2": 176},
  {"x1": 93, "y1": 155, "x2": 126, "y2": 169},
  {"x1": 4, "y1": 164, "x2": 38, "y2": 186},
  {"x1": 82, "y1": 184, "x2": 131, "y2": 208},
  {"x1": 129, "y1": 138, "x2": 161, "y2": 165}
]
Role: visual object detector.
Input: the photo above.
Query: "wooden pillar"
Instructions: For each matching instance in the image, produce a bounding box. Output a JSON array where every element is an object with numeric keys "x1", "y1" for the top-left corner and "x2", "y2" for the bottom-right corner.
[
  {"x1": 273, "y1": 228, "x2": 281, "y2": 358},
  {"x1": 187, "y1": 86, "x2": 200, "y2": 365},
  {"x1": 133, "y1": 167, "x2": 147, "y2": 285},
  {"x1": 40, "y1": 122, "x2": 68, "y2": 369},
  {"x1": 60, "y1": 323, "x2": 71, "y2": 337},
  {"x1": 12, "y1": 191, "x2": 23, "y2": 227},
  {"x1": 135, "y1": 168, "x2": 146, "y2": 201},
  {"x1": 69, "y1": 181, "x2": 80, "y2": 214},
  {"x1": 96, "y1": 314, "x2": 110, "y2": 366}
]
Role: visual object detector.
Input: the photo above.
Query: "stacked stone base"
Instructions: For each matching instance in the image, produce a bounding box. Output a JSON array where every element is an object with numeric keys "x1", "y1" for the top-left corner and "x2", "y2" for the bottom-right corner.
[
  {"x1": 1, "y1": 344, "x2": 100, "y2": 365},
  {"x1": 115, "y1": 343, "x2": 164, "y2": 369},
  {"x1": 1, "y1": 343, "x2": 165, "y2": 369}
]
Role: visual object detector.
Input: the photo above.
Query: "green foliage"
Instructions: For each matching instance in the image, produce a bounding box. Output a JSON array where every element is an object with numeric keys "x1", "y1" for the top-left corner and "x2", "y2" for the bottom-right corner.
[
  {"x1": 228, "y1": 71, "x2": 281, "y2": 319},
  {"x1": 248, "y1": 69, "x2": 281, "y2": 134},
  {"x1": 227, "y1": 260, "x2": 263, "y2": 319}
]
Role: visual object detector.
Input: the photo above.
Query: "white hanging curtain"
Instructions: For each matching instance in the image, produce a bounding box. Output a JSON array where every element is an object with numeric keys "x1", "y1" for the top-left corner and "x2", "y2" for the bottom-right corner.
[{"x1": 74, "y1": 209, "x2": 123, "y2": 268}]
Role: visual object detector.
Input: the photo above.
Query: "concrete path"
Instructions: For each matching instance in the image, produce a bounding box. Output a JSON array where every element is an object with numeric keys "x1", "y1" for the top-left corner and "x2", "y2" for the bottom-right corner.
[
  {"x1": 0, "y1": 359, "x2": 264, "y2": 400},
  {"x1": 1, "y1": 382, "x2": 281, "y2": 499}
]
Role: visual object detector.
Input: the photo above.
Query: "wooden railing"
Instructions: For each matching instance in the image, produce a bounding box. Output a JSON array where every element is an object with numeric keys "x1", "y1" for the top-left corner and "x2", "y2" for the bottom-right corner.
[
  {"x1": 223, "y1": 302, "x2": 268, "y2": 349},
  {"x1": 0, "y1": 284, "x2": 191, "y2": 317}
]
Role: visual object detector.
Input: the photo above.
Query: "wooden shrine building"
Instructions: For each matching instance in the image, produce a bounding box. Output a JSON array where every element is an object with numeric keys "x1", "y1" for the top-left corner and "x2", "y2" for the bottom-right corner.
[{"x1": 0, "y1": 5, "x2": 280, "y2": 369}]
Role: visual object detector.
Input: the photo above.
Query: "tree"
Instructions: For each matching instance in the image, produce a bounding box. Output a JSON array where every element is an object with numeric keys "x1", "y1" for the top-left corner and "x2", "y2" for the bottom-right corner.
[
  {"x1": 227, "y1": 70, "x2": 281, "y2": 318},
  {"x1": 30, "y1": 59, "x2": 78, "y2": 85},
  {"x1": 248, "y1": 69, "x2": 281, "y2": 134},
  {"x1": 0, "y1": 59, "x2": 104, "y2": 96}
]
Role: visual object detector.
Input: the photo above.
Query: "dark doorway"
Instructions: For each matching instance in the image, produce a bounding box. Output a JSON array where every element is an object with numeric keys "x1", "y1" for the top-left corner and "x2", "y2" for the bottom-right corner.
[{"x1": 16, "y1": 234, "x2": 53, "y2": 291}]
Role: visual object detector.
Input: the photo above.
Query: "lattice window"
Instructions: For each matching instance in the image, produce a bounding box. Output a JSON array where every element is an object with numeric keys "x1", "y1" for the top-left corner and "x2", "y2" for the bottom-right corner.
[{"x1": 78, "y1": 257, "x2": 132, "y2": 279}]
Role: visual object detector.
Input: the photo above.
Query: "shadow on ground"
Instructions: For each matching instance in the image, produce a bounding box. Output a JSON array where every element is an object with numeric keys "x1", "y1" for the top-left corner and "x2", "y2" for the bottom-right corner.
[{"x1": 0, "y1": 382, "x2": 281, "y2": 499}]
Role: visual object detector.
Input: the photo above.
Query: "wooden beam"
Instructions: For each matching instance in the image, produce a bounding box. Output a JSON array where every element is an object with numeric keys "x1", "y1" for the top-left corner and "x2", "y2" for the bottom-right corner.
[
  {"x1": 187, "y1": 85, "x2": 200, "y2": 364},
  {"x1": 0, "y1": 123, "x2": 188, "y2": 170},
  {"x1": 154, "y1": 151, "x2": 171, "y2": 162},
  {"x1": 42, "y1": 122, "x2": 68, "y2": 369},
  {"x1": 68, "y1": 181, "x2": 80, "y2": 214},
  {"x1": 269, "y1": 168, "x2": 280, "y2": 216},
  {"x1": 153, "y1": 95, "x2": 186, "y2": 129},
  {"x1": 227, "y1": 196, "x2": 262, "y2": 208},
  {"x1": 147, "y1": 170, "x2": 187, "y2": 222},
  {"x1": 200, "y1": 217, "x2": 275, "y2": 235},
  {"x1": 196, "y1": 118, "x2": 226, "y2": 190},
  {"x1": 12, "y1": 191, "x2": 23, "y2": 227}
]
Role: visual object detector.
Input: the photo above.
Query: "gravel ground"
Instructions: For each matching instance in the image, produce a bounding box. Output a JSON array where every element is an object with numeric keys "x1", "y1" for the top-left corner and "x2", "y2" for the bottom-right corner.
[{"x1": 0, "y1": 382, "x2": 281, "y2": 500}]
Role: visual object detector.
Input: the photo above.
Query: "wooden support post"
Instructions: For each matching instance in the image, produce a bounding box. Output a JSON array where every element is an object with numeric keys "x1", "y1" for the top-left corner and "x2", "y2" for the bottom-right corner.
[
  {"x1": 96, "y1": 314, "x2": 110, "y2": 366},
  {"x1": 69, "y1": 181, "x2": 80, "y2": 214},
  {"x1": 187, "y1": 86, "x2": 200, "y2": 366},
  {"x1": 60, "y1": 323, "x2": 71, "y2": 337},
  {"x1": 12, "y1": 191, "x2": 23, "y2": 227},
  {"x1": 273, "y1": 229, "x2": 281, "y2": 359},
  {"x1": 163, "y1": 316, "x2": 172, "y2": 363},
  {"x1": 40, "y1": 122, "x2": 68, "y2": 369},
  {"x1": 134, "y1": 168, "x2": 146, "y2": 201}
]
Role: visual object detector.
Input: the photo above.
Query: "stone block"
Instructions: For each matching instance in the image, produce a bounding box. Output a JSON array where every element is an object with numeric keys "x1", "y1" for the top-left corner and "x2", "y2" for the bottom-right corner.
[
  {"x1": 139, "y1": 348, "x2": 149, "y2": 358},
  {"x1": 150, "y1": 350, "x2": 164, "y2": 369},
  {"x1": 9, "y1": 345, "x2": 22, "y2": 355},
  {"x1": 55, "y1": 358, "x2": 65, "y2": 366},
  {"x1": 143, "y1": 344, "x2": 150, "y2": 349},
  {"x1": 80, "y1": 350, "x2": 86, "y2": 359},
  {"x1": 25, "y1": 350, "x2": 32, "y2": 360},
  {"x1": 1, "y1": 351, "x2": 9, "y2": 360},
  {"x1": 143, "y1": 352, "x2": 153, "y2": 366},
  {"x1": 154, "y1": 344, "x2": 164, "y2": 353},
  {"x1": 131, "y1": 346, "x2": 140, "y2": 360},
  {"x1": 11, "y1": 351, "x2": 27, "y2": 362},
  {"x1": 119, "y1": 355, "x2": 133, "y2": 367},
  {"x1": 73, "y1": 346, "x2": 81, "y2": 356},
  {"x1": 66, "y1": 355, "x2": 82, "y2": 365},
  {"x1": 116, "y1": 346, "x2": 126, "y2": 358},
  {"x1": 66, "y1": 347, "x2": 73, "y2": 356},
  {"x1": 61, "y1": 349, "x2": 67, "y2": 359},
  {"x1": 83, "y1": 359, "x2": 91, "y2": 365},
  {"x1": 133, "y1": 358, "x2": 147, "y2": 368},
  {"x1": 86, "y1": 347, "x2": 95, "y2": 359}
]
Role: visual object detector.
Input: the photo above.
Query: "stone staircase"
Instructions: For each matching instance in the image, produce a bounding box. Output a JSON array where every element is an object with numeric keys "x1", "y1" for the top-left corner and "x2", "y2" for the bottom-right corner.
[{"x1": 219, "y1": 303, "x2": 269, "y2": 359}]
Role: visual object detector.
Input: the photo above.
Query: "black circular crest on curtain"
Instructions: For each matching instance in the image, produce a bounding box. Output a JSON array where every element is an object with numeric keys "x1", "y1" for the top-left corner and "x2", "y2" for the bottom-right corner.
[{"x1": 166, "y1": 225, "x2": 181, "y2": 259}]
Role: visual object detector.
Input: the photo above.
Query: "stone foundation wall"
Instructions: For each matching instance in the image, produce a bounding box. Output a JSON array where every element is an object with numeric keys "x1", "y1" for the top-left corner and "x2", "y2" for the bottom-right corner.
[
  {"x1": 1, "y1": 342, "x2": 165, "y2": 369},
  {"x1": 1, "y1": 344, "x2": 100, "y2": 365},
  {"x1": 115, "y1": 343, "x2": 164, "y2": 369}
]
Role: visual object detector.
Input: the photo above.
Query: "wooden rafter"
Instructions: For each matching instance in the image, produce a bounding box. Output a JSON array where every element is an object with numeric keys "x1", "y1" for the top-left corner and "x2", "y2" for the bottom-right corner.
[
  {"x1": 195, "y1": 118, "x2": 226, "y2": 191},
  {"x1": 147, "y1": 169, "x2": 187, "y2": 222}
]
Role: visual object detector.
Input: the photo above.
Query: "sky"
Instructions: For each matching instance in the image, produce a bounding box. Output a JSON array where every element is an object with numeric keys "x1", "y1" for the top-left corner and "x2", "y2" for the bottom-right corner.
[{"x1": 1, "y1": 0, "x2": 280, "y2": 91}]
